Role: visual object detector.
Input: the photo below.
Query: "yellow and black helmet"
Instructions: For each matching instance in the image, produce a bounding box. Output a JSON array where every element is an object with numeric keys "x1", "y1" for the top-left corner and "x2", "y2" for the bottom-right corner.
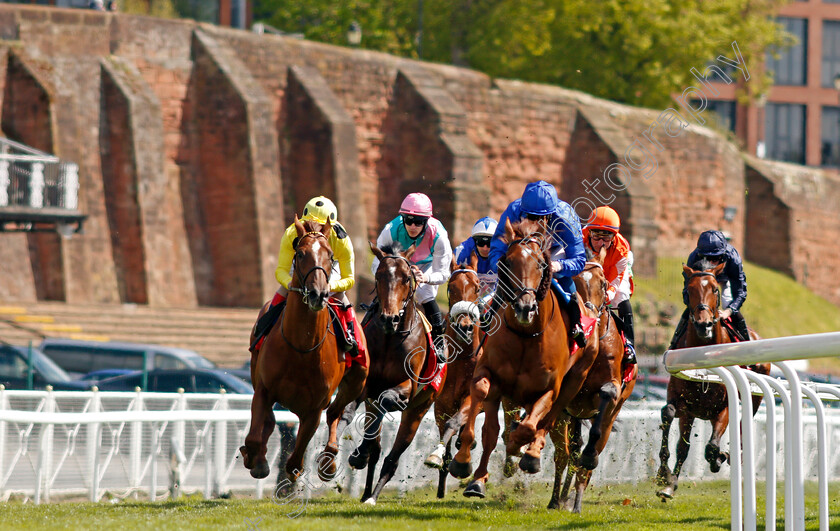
[{"x1": 302, "y1": 196, "x2": 338, "y2": 224}]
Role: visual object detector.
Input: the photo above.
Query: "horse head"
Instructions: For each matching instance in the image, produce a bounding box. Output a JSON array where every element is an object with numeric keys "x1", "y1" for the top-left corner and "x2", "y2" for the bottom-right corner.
[
  {"x1": 447, "y1": 252, "x2": 481, "y2": 342},
  {"x1": 682, "y1": 261, "x2": 725, "y2": 341},
  {"x1": 575, "y1": 246, "x2": 609, "y2": 320},
  {"x1": 370, "y1": 242, "x2": 417, "y2": 334},
  {"x1": 290, "y1": 216, "x2": 334, "y2": 312},
  {"x1": 499, "y1": 217, "x2": 551, "y2": 325}
]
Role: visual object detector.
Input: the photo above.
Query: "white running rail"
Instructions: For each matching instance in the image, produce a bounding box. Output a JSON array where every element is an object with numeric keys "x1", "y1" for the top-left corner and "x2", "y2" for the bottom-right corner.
[{"x1": 664, "y1": 331, "x2": 840, "y2": 531}]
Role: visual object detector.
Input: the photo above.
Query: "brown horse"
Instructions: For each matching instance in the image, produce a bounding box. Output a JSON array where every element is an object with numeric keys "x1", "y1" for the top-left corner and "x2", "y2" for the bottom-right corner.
[
  {"x1": 548, "y1": 256, "x2": 637, "y2": 512},
  {"x1": 448, "y1": 219, "x2": 599, "y2": 498},
  {"x1": 656, "y1": 261, "x2": 769, "y2": 500},
  {"x1": 347, "y1": 243, "x2": 447, "y2": 505},
  {"x1": 423, "y1": 253, "x2": 484, "y2": 498},
  {"x1": 240, "y1": 218, "x2": 368, "y2": 487}
]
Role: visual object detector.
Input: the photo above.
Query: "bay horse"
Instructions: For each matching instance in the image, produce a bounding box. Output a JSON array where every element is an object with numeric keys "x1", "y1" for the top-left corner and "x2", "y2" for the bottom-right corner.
[
  {"x1": 656, "y1": 261, "x2": 769, "y2": 500},
  {"x1": 424, "y1": 253, "x2": 484, "y2": 498},
  {"x1": 548, "y1": 253, "x2": 638, "y2": 513},
  {"x1": 347, "y1": 243, "x2": 447, "y2": 505},
  {"x1": 240, "y1": 218, "x2": 368, "y2": 488},
  {"x1": 448, "y1": 219, "x2": 599, "y2": 498}
]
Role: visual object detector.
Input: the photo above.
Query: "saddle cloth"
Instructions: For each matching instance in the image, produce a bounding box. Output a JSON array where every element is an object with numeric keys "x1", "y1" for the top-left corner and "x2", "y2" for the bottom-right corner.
[
  {"x1": 327, "y1": 299, "x2": 368, "y2": 370},
  {"x1": 569, "y1": 314, "x2": 599, "y2": 356}
]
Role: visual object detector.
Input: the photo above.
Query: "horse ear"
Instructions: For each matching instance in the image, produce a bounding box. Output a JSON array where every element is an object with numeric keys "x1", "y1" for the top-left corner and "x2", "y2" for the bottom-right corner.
[
  {"x1": 403, "y1": 244, "x2": 417, "y2": 261},
  {"x1": 320, "y1": 218, "x2": 332, "y2": 236},
  {"x1": 713, "y1": 262, "x2": 725, "y2": 276},
  {"x1": 503, "y1": 218, "x2": 515, "y2": 244},
  {"x1": 294, "y1": 215, "x2": 305, "y2": 237},
  {"x1": 450, "y1": 256, "x2": 458, "y2": 273},
  {"x1": 682, "y1": 264, "x2": 694, "y2": 279},
  {"x1": 370, "y1": 242, "x2": 386, "y2": 261},
  {"x1": 469, "y1": 250, "x2": 479, "y2": 271}
]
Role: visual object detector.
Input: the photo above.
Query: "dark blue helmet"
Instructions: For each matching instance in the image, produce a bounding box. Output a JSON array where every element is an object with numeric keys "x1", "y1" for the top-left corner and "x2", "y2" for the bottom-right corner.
[
  {"x1": 696, "y1": 230, "x2": 728, "y2": 257},
  {"x1": 520, "y1": 180, "x2": 559, "y2": 216}
]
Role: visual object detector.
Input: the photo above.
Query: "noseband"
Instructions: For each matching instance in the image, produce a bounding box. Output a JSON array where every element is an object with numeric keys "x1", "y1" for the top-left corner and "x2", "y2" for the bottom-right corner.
[
  {"x1": 686, "y1": 271, "x2": 721, "y2": 326},
  {"x1": 288, "y1": 231, "x2": 335, "y2": 300},
  {"x1": 447, "y1": 268, "x2": 480, "y2": 325},
  {"x1": 500, "y1": 235, "x2": 548, "y2": 305}
]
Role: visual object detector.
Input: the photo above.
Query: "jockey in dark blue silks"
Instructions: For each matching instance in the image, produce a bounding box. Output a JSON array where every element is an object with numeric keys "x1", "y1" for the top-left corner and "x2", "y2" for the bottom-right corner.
[
  {"x1": 483, "y1": 180, "x2": 587, "y2": 348},
  {"x1": 454, "y1": 216, "x2": 498, "y2": 306},
  {"x1": 668, "y1": 229, "x2": 751, "y2": 348}
]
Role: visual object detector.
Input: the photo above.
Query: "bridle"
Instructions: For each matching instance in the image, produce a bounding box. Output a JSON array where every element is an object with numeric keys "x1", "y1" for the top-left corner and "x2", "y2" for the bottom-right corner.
[
  {"x1": 281, "y1": 230, "x2": 335, "y2": 354},
  {"x1": 581, "y1": 261, "x2": 608, "y2": 319},
  {"x1": 375, "y1": 254, "x2": 419, "y2": 333},
  {"x1": 685, "y1": 271, "x2": 721, "y2": 326},
  {"x1": 447, "y1": 268, "x2": 480, "y2": 325},
  {"x1": 499, "y1": 234, "x2": 549, "y2": 305}
]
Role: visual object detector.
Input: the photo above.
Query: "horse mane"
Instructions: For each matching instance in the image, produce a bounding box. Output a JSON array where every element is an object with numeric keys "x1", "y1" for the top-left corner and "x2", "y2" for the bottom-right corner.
[
  {"x1": 301, "y1": 219, "x2": 322, "y2": 233},
  {"x1": 585, "y1": 246, "x2": 595, "y2": 261},
  {"x1": 536, "y1": 246, "x2": 552, "y2": 301},
  {"x1": 693, "y1": 257, "x2": 717, "y2": 273},
  {"x1": 380, "y1": 242, "x2": 402, "y2": 256}
]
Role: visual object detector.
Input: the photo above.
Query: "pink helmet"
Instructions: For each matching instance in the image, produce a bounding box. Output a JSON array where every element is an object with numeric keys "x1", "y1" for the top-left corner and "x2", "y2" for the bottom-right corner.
[{"x1": 399, "y1": 193, "x2": 433, "y2": 216}]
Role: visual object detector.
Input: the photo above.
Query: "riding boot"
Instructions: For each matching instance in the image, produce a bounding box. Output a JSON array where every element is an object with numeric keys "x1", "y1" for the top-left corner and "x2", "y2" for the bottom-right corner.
[
  {"x1": 729, "y1": 309, "x2": 751, "y2": 342},
  {"x1": 565, "y1": 292, "x2": 587, "y2": 349},
  {"x1": 250, "y1": 293, "x2": 286, "y2": 353},
  {"x1": 360, "y1": 298, "x2": 379, "y2": 329},
  {"x1": 422, "y1": 300, "x2": 448, "y2": 364},
  {"x1": 344, "y1": 304, "x2": 367, "y2": 364},
  {"x1": 617, "y1": 300, "x2": 637, "y2": 365},
  {"x1": 668, "y1": 308, "x2": 689, "y2": 351}
]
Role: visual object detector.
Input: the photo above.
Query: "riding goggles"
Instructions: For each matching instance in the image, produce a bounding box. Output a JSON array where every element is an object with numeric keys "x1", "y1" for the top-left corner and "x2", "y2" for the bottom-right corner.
[
  {"x1": 473, "y1": 236, "x2": 492, "y2": 247},
  {"x1": 589, "y1": 229, "x2": 615, "y2": 242},
  {"x1": 402, "y1": 215, "x2": 429, "y2": 227},
  {"x1": 525, "y1": 213, "x2": 548, "y2": 222}
]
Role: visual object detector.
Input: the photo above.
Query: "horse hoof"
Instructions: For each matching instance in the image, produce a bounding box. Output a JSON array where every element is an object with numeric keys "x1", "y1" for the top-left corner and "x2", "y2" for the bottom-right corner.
[
  {"x1": 547, "y1": 499, "x2": 560, "y2": 510},
  {"x1": 250, "y1": 461, "x2": 270, "y2": 479},
  {"x1": 348, "y1": 447, "x2": 370, "y2": 470},
  {"x1": 424, "y1": 444, "x2": 445, "y2": 469},
  {"x1": 448, "y1": 458, "x2": 472, "y2": 479},
  {"x1": 463, "y1": 480, "x2": 486, "y2": 499},
  {"x1": 317, "y1": 448, "x2": 339, "y2": 482},
  {"x1": 656, "y1": 486, "x2": 674, "y2": 500},
  {"x1": 503, "y1": 456, "x2": 518, "y2": 478},
  {"x1": 363, "y1": 498, "x2": 377, "y2": 506},
  {"x1": 518, "y1": 454, "x2": 541, "y2": 474},
  {"x1": 580, "y1": 452, "x2": 598, "y2": 471}
]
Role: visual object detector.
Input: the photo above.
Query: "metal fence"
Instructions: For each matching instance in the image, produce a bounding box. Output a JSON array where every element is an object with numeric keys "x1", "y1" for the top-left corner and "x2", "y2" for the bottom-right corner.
[
  {"x1": 0, "y1": 137, "x2": 79, "y2": 210},
  {"x1": 1, "y1": 387, "x2": 838, "y2": 507}
]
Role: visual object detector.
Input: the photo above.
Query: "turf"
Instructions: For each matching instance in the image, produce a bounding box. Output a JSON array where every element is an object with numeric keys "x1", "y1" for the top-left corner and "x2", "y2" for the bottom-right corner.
[{"x1": 3, "y1": 481, "x2": 837, "y2": 530}]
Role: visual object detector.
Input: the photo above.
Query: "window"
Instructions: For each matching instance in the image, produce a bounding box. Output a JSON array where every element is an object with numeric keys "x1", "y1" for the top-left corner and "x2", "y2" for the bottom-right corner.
[
  {"x1": 42, "y1": 347, "x2": 94, "y2": 373},
  {"x1": 155, "y1": 354, "x2": 187, "y2": 370},
  {"x1": 194, "y1": 374, "x2": 225, "y2": 393},
  {"x1": 823, "y1": 21, "x2": 840, "y2": 88},
  {"x1": 765, "y1": 103, "x2": 807, "y2": 163},
  {"x1": 693, "y1": 100, "x2": 737, "y2": 132},
  {"x1": 767, "y1": 18, "x2": 808, "y2": 86},
  {"x1": 822, "y1": 107, "x2": 840, "y2": 167},
  {"x1": 0, "y1": 349, "x2": 27, "y2": 379},
  {"x1": 153, "y1": 373, "x2": 194, "y2": 393}
]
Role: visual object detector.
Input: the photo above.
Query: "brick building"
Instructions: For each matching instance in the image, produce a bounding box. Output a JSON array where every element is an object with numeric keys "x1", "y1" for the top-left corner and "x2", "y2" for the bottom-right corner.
[{"x1": 705, "y1": 1, "x2": 840, "y2": 169}]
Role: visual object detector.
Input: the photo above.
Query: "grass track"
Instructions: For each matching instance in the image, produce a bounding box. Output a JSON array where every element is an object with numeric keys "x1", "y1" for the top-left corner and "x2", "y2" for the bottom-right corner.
[{"x1": 4, "y1": 481, "x2": 838, "y2": 530}]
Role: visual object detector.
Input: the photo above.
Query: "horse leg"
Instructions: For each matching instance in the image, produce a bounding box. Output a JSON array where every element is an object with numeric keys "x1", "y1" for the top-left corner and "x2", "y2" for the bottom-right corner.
[
  {"x1": 508, "y1": 388, "x2": 554, "y2": 455},
  {"x1": 502, "y1": 399, "x2": 521, "y2": 478},
  {"x1": 349, "y1": 400, "x2": 383, "y2": 470},
  {"x1": 706, "y1": 408, "x2": 730, "y2": 473},
  {"x1": 318, "y1": 365, "x2": 367, "y2": 482},
  {"x1": 547, "y1": 418, "x2": 570, "y2": 510},
  {"x1": 463, "y1": 395, "x2": 502, "y2": 499},
  {"x1": 436, "y1": 440, "x2": 451, "y2": 499},
  {"x1": 427, "y1": 398, "x2": 467, "y2": 469},
  {"x1": 449, "y1": 367, "x2": 491, "y2": 479},
  {"x1": 360, "y1": 434, "x2": 381, "y2": 503},
  {"x1": 274, "y1": 422, "x2": 297, "y2": 490},
  {"x1": 366, "y1": 402, "x2": 433, "y2": 505},
  {"x1": 572, "y1": 468, "x2": 593, "y2": 514},
  {"x1": 284, "y1": 411, "x2": 320, "y2": 483},
  {"x1": 561, "y1": 419, "x2": 583, "y2": 511},
  {"x1": 241, "y1": 384, "x2": 272, "y2": 478},
  {"x1": 655, "y1": 402, "x2": 676, "y2": 492},
  {"x1": 580, "y1": 382, "x2": 618, "y2": 470},
  {"x1": 664, "y1": 414, "x2": 695, "y2": 499}
]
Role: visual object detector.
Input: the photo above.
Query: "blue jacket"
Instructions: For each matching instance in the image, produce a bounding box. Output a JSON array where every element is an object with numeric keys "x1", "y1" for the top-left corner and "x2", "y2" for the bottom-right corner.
[
  {"x1": 687, "y1": 235, "x2": 747, "y2": 312},
  {"x1": 488, "y1": 198, "x2": 585, "y2": 278},
  {"x1": 454, "y1": 238, "x2": 493, "y2": 275}
]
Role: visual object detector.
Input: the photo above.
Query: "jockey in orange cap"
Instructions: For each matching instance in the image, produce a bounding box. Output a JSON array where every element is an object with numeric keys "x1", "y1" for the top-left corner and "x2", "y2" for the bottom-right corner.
[{"x1": 583, "y1": 206, "x2": 637, "y2": 366}]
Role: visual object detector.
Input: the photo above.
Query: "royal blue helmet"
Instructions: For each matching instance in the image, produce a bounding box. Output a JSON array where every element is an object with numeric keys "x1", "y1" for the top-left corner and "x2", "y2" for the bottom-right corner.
[{"x1": 520, "y1": 180, "x2": 559, "y2": 216}]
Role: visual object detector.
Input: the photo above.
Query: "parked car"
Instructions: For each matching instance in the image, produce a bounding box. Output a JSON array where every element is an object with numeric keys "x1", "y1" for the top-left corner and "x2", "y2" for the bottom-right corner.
[
  {"x1": 39, "y1": 338, "x2": 216, "y2": 379},
  {"x1": 0, "y1": 344, "x2": 90, "y2": 390},
  {"x1": 95, "y1": 368, "x2": 253, "y2": 394},
  {"x1": 80, "y1": 369, "x2": 137, "y2": 383},
  {"x1": 230, "y1": 360, "x2": 252, "y2": 384}
]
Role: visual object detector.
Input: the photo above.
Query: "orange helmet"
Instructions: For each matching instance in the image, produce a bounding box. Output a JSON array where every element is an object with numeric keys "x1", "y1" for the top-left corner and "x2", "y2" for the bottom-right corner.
[{"x1": 587, "y1": 206, "x2": 620, "y2": 234}]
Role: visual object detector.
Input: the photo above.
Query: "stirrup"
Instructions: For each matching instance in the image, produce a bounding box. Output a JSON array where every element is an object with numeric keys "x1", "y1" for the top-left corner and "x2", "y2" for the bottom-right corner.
[
  {"x1": 571, "y1": 323, "x2": 586, "y2": 348},
  {"x1": 623, "y1": 342, "x2": 637, "y2": 365}
]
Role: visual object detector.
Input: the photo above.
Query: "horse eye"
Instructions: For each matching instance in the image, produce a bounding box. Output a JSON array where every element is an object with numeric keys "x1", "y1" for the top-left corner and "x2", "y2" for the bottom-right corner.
[{"x1": 295, "y1": 251, "x2": 303, "y2": 260}]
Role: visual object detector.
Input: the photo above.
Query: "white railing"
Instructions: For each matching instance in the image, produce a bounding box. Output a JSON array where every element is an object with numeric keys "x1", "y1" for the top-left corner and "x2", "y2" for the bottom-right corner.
[
  {"x1": 664, "y1": 331, "x2": 840, "y2": 531},
  {"x1": 1, "y1": 385, "x2": 838, "y2": 509},
  {"x1": 0, "y1": 137, "x2": 79, "y2": 210}
]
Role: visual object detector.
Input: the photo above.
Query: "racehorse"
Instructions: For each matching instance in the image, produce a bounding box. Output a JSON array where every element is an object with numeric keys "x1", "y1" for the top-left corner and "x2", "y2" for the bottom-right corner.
[
  {"x1": 656, "y1": 261, "x2": 770, "y2": 500},
  {"x1": 240, "y1": 218, "x2": 368, "y2": 488},
  {"x1": 548, "y1": 252, "x2": 637, "y2": 512},
  {"x1": 347, "y1": 243, "x2": 447, "y2": 505},
  {"x1": 448, "y1": 219, "x2": 599, "y2": 498},
  {"x1": 424, "y1": 253, "x2": 483, "y2": 498}
]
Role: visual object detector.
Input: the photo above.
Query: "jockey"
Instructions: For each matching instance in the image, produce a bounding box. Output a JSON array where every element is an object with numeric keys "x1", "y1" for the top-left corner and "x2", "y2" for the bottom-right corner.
[
  {"x1": 582, "y1": 206, "x2": 637, "y2": 365},
  {"x1": 453, "y1": 216, "x2": 498, "y2": 306},
  {"x1": 372, "y1": 193, "x2": 453, "y2": 363},
  {"x1": 250, "y1": 196, "x2": 362, "y2": 359},
  {"x1": 668, "y1": 229, "x2": 751, "y2": 348},
  {"x1": 485, "y1": 180, "x2": 587, "y2": 348}
]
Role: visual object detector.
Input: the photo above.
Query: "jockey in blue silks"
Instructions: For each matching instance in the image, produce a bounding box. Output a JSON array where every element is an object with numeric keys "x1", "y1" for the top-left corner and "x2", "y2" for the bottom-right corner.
[
  {"x1": 484, "y1": 180, "x2": 587, "y2": 347},
  {"x1": 454, "y1": 216, "x2": 498, "y2": 306}
]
